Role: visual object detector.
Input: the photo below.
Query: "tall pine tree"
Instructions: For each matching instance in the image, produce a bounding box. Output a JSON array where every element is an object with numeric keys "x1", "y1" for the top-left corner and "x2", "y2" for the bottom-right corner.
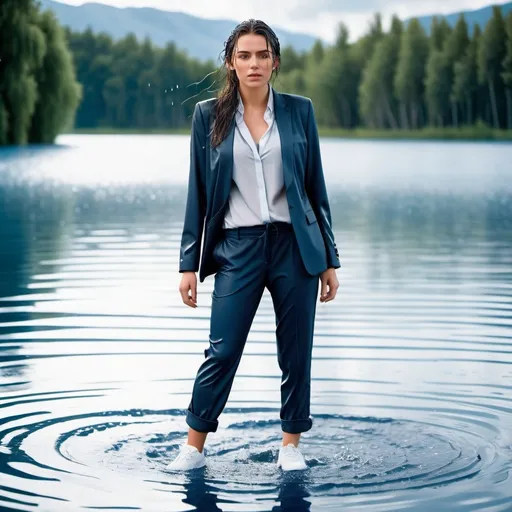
[
  {"x1": 452, "y1": 25, "x2": 481, "y2": 125},
  {"x1": 395, "y1": 18, "x2": 429, "y2": 129},
  {"x1": 360, "y1": 15, "x2": 402, "y2": 128},
  {"x1": 444, "y1": 15, "x2": 470, "y2": 126},
  {"x1": 478, "y1": 6, "x2": 507, "y2": 128},
  {"x1": 425, "y1": 16, "x2": 456, "y2": 126},
  {"x1": 503, "y1": 13, "x2": 512, "y2": 129},
  {"x1": 430, "y1": 16, "x2": 452, "y2": 51}
]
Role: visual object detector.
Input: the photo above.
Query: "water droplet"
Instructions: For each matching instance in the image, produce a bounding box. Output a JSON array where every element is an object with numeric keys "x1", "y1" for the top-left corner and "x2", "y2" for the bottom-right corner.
[
  {"x1": 171, "y1": 87, "x2": 174, "y2": 92},
  {"x1": 148, "y1": 82, "x2": 151, "y2": 87},
  {"x1": 176, "y1": 84, "x2": 179, "y2": 89},
  {"x1": 171, "y1": 102, "x2": 174, "y2": 106},
  {"x1": 165, "y1": 89, "x2": 167, "y2": 93}
]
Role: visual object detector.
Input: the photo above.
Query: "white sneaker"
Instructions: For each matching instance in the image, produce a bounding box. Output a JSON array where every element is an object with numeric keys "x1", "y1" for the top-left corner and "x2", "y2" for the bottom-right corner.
[
  {"x1": 277, "y1": 443, "x2": 308, "y2": 471},
  {"x1": 165, "y1": 444, "x2": 206, "y2": 472}
]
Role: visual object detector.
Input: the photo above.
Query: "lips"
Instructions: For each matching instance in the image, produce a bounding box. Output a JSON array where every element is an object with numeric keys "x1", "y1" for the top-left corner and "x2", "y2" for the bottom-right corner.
[{"x1": 248, "y1": 74, "x2": 262, "y2": 78}]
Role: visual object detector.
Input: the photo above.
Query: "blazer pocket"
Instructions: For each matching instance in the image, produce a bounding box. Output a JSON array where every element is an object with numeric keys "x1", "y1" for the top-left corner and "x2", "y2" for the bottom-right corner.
[
  {"x1": 305, "y1": 209, "x2": 317, "y2": 225},
  {"x1": 212, "y1": 239, "x2": 224, "y2": 264}
]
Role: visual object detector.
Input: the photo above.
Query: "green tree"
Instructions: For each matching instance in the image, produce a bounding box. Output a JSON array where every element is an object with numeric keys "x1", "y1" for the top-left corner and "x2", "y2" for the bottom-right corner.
[
  {"x1": 66, "y1": 29, "x2": 115, "y2": 128},
  {"x1": 425, "y1": 15, "x2": 470, "y2": 127},
  {"x1": 452, "y1": 25, "x2": 481, "y2": 125},
  {"x1": 430, "y1": 16, "x2": 452, "y2": 51},
  {"x1": 29, "y1": 9, "x2": 81, "y2": 143},
  {"x1": 311, "y1": 23, "x2": 359, "y2": 128},
  {"x1": 103, "y1": 75, "x2": 125, "y2": 126},
  {"x1": 0, "y1": 0, "x2": 45, "y2": 145},
  {"x1": 444, "y1": 15, "x2": 470, "y2": 126},
  {"x1": 279, "y1": 45, "x2": 304, "y2": 74},
  {"x1": 154, "y1": 42, "x2": 195, "y2": 128},
  {"x1": 276, "y1": 68, "x2": 307, "y2": 96},
  {"x1": 302, "y1": 39, "x2": 324, "y2": 98},
  {"x1": 349, "y1": 12, "x2": 385, "y2": 127},
  {"x1": 0, "y1": 99, "x2": 7, "y2": 145},
  {"x1": 109, "y1": 33, "x2": 139, "y2": 127},
  {"x1": 503, "y1": 12, "x2": 512, "y2": 129},
  {"x1": 395, "y1": 18, "x2": 429, "y2": 129},
  {"x1": 425, "y1": 50, "x2": 451, "y2": 126},
  {"x1": 478, "y1": 6, "x2": 507, "y2": 128},
  {"x1": 309, "y1": 40, "x2": 325, "y2": 64},
  {"x1": 425, "y1": 17, "x2": 451, "y2": 126},
  {"x1": 360, "y1": 15, "x2": 402, "y2": 128},
  {"x1": 445, "y1": 15, "x2": 470, "y2": 62},
  {"x1": 133, "y1": 37, "x2": 157, "y2": 127},
  {"x1": 358, "y1": 12, "x2": 385, "y2": 58}
]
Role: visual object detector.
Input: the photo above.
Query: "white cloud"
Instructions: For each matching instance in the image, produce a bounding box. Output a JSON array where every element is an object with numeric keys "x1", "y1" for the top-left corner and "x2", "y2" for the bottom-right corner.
[{"x1": 55, "y1": 0, "x2": 512, "y2": 41}]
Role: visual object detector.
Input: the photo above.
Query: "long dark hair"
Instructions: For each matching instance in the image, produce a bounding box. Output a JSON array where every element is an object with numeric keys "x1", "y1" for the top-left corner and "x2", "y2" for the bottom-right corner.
[{"x1": 210, "y1": 19, "x2": 281, "y2": 148}]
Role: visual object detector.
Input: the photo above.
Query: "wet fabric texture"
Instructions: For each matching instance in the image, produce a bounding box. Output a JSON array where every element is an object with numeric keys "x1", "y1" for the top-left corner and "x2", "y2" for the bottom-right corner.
[{"x1": 186, "y1": 221, "x2": 319, "y2": 434}]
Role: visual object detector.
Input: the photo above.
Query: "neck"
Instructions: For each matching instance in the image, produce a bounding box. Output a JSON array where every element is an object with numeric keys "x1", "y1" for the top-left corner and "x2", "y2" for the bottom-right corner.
[{"x1": 238, "y1": 82, "x2": 270, "y2": 110}]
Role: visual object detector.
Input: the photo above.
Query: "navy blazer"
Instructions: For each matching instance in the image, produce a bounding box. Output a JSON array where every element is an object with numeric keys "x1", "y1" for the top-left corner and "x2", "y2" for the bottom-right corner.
[{"x1": 179, "y1": 88, "x2": 341, "y2": 283}]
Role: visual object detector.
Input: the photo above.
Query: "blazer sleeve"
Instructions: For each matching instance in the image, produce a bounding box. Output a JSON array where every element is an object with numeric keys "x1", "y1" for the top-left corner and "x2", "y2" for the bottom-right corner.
[
  {"x1": 305, "y1": 98, "x2": 341, "y2": 270},
  {"x1": 179, "y1": 102, "x2": 207, "y2": 273}
]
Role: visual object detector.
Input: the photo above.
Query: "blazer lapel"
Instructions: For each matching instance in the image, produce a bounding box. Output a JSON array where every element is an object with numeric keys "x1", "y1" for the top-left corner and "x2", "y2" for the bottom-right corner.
[
  {"x1": 210, "y1": 115, "x2": 235, "y2": 212},
  {"x1": 274, "y1": 90, "x2": 293, "y2": 193}
]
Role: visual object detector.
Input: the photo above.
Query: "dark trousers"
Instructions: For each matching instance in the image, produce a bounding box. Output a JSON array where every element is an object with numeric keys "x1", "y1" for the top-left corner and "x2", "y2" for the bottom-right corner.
[{"x1": 186, "y1": 221, "x2": 319, "y2": 434}]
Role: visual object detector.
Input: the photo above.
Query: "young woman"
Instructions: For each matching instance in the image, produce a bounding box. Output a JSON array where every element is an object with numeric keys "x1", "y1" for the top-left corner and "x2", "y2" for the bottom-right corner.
[{"x1": 167, "y1": 19, "x2": 340, "y2": 472}]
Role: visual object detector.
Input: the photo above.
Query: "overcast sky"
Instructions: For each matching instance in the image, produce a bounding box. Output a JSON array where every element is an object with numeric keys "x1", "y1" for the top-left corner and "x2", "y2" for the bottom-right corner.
[{"x1": 56, "y1": 0, "x2": 510, "y2": 41}]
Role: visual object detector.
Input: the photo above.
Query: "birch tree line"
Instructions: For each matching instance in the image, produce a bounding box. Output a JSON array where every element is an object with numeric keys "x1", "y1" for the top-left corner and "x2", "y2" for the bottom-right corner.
[
  {"x1": 2, "y1": 1, "x2": 512, "y2": 147},
  {"x1": 66, "y1": 7, "x2": 512, "y2": 132},
  {"x1": 280, "y1": 7, "x2": 512, "y2": 130}
]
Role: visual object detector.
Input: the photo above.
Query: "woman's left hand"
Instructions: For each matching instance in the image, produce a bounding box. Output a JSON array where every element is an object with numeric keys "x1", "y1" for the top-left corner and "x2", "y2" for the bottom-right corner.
[{"x1": 319, "y1": 268, "x2": 339, "y2": 303}]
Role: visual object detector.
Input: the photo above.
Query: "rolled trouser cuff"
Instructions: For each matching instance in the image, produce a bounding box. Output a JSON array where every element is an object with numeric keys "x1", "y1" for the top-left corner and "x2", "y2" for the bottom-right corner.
[
  {"x1": 186, "y1": 409, "x2": 219, "y2": 433},
  {"x1": 281, "y1": 417, "x2": 313, "y2": 434}
]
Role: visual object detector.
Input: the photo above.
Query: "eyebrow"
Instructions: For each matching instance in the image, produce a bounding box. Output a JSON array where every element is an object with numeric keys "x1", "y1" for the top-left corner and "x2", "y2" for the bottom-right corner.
[{"x1": 236, "y1": 49, "x2": 270, "y2": 54}]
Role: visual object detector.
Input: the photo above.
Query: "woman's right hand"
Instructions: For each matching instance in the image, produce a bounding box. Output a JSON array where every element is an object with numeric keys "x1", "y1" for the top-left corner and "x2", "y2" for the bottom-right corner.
[{"x1": 179, "y1": 272, "x2": 198, "y2": 308}]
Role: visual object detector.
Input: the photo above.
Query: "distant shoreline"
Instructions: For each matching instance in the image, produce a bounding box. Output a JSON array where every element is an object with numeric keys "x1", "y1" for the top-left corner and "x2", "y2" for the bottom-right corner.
[{"x1": 65, "y1": 126, "x2": 512, "y2": 141}]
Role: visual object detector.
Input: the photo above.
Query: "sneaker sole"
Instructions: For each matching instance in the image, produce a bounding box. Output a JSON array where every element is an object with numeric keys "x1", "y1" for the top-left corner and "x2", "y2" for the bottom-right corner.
[
  {"x1": 165, "y1": 460, "x2": 206, "y2": 472},
  {"x1": 277, "y1": 463, "x2": 308, "y2": 471}
]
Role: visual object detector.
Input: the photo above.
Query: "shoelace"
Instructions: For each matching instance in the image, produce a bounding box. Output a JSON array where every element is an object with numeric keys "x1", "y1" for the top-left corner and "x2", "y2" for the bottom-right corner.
[
  {"x1": 175, "y1": 447, "x2": 197, "y2": 463},
  {"x1": 282, "y1": 445, "x2": 303, "y2": 461}
]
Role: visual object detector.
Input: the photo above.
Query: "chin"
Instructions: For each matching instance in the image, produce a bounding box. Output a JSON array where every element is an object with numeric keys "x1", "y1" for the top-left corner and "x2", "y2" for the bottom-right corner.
[{"x1": 243, "y1": 80, "x2": 268, "y2": 88}]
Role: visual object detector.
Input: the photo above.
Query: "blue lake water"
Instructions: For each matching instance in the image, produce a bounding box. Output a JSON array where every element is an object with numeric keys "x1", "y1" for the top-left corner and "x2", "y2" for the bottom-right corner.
[{"x1": 0, "y1": 135, "x2": 511, "y2": 511}]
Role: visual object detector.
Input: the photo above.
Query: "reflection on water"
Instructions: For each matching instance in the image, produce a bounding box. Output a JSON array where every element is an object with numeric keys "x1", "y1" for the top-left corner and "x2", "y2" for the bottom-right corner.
[{"x1": 0, "y1": 135, "x2": 511, "y2": 511}]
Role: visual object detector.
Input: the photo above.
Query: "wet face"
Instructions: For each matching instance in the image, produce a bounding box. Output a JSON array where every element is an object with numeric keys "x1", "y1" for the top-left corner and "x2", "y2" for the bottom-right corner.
[{"x1": 227, "y1": 33, "x2": 278, "y2": 89}]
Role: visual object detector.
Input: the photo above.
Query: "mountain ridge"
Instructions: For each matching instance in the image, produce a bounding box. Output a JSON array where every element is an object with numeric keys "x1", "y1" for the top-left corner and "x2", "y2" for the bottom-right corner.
[
  {"x1": 39, "y1": 0, "x2": 512, "y2": 62},
  {"x1": 414, "y1": 2, "x2": 512, "y2": 33},
  {"x1": 38, "y1": 0, "x2": 321, "y2": 62}
]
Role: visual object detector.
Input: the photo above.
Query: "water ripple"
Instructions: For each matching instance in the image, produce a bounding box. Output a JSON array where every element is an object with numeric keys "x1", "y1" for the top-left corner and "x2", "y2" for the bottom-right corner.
[{"x1": 0, "y1": 137, "x2": 511, "y2": 510}]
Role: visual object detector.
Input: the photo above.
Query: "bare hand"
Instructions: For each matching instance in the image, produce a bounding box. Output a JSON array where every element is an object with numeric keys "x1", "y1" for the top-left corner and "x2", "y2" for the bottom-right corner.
[
  {"x1": 319, "y1": 268, "x2": 339, "y2": 303},
  {"x1": 179, "y1": 272, "x2": 198, "y2": 308}
]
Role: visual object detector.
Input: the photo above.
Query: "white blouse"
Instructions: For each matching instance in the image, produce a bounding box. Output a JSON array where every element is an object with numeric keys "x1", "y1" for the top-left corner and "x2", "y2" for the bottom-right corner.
[{"x1": 222, "y1": 84, "x2": 291, "y2": 229}]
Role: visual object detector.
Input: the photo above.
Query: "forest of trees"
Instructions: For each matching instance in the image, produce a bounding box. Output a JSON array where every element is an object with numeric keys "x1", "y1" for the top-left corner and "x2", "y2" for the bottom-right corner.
[
  {"x1": 281, "y1": 8, "x2": 512, "y2": 131},
  {"x1": 65, "y1": 7, "x2": 512, "y2": 133},
  {"x1": 0, "y1": 0, "x2": 81, "y2": 145},
  {"x1": 64, "y1": 28, "x2": 214, "y2": 130},
  {"x1": 1, "y1": 1, "x2": 512, "y2": 146}
]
